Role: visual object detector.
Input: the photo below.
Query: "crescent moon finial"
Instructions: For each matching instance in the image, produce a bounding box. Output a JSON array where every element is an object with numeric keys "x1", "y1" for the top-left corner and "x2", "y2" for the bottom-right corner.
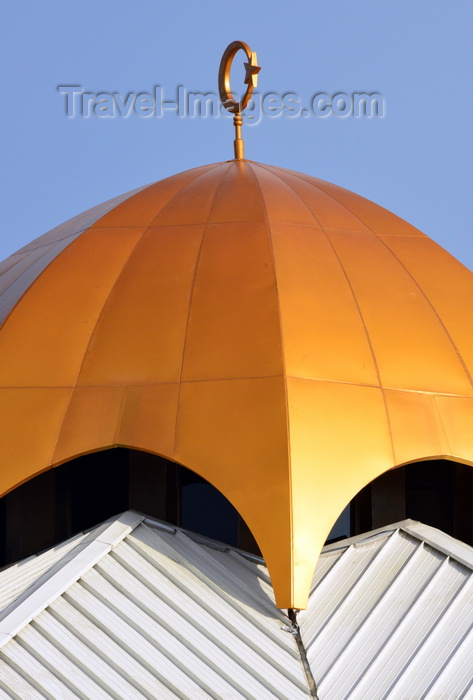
[{"x1": 218, "y1": 41, "x2": 261, "y2": 159}]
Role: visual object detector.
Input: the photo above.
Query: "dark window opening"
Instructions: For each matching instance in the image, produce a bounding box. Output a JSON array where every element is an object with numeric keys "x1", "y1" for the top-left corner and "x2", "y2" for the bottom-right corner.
[
  {"x1": 327, "y1": 459, "x2": 473, "y2": 547},
  {"x1": 181, "y1": 478, "x2": 238, "y2": 544},
  {"x1": 2, "y1": 454, "x2": 471, "y2": 570},
  {"x1": 0, "y1": 448, "x2": 260, "y2": 569},
  {"x1": 326, "y1": 503, "x2": 353, "y2": 543},
  {"x1": 351, "y1": 459, "x2": 473, "y2": 546}
]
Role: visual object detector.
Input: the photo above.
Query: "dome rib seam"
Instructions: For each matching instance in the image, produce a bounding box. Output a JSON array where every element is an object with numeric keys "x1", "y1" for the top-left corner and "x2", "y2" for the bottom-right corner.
[
  {"x1": 172, "y1": 162, "x2": 234, "y2": 459},
  {"x1": 306, "y1": 177, "x2": 473, "y2": 393},
  {"x1": 257, "y1": 163, "x2": 397, "y2": 469},
  {"x1": 0, "y1": 186, "x2": 154, "y2": 333},
  {"x1": 50, "y1": 230, "x2": 148, "y2": 464},
  {"x1": 247, "y1": 162, "x2": 295, "y2": 601},
  {"x1": 52, "y1": 165, "x2": 224, "y2": 464}
]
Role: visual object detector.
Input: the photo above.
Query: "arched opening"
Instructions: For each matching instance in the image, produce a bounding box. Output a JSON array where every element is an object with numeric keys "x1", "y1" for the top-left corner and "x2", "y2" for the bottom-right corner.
[
  {"x1": 0, "y1": 448, "x2": 260, "y2": 568},
  {"x1": 326, "y1": 458, "x2": 473, "y2": 546}
]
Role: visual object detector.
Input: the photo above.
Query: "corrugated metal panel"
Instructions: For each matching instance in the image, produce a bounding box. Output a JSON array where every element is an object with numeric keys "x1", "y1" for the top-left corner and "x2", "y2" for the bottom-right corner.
[
  {"x1": 3, "y1": 514, "x2": 472, "y2": 699},
  {"x1": 298, "y1": 521, "x2": 473, "y2": 699},
  {"x1": 0, "y1": 530, "x2": 89, "y2": 612},
  {"x1": 0, "y1": 513, "x2": 310, "y2": 699}
]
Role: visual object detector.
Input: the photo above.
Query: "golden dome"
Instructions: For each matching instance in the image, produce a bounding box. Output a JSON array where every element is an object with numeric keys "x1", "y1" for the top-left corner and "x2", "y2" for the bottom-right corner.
[{"x1": 1, "y1": 159, "x2": 473, "y2": 609}]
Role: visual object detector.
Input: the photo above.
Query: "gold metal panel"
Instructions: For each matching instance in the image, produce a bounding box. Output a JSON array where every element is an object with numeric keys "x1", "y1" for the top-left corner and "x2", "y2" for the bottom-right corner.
[
  {"x1": 270, "y1": 222, "x2": 379, "y2": 385},
  {"x1": 0, "y1": 235, "x2": 95, "y2": 328},
  {"x1": 380, "y1": 235, "x2": 473, "y2": 379},
  {"x1": 208, "y1": 160, "x2": 265, "y2": 223},
  {"x1": 53, "y1": 387, "x2": 126, "y2": 466},
  {"x1": 95, "y1": 166, "x2": 213, "y2": 228},
  {"x1": 270, "y1": 168, "x2": 367, "y2": 231},
  {"x1": 435, "y1": 396, "x2": 473, "y2": 465},
  {"x1": 288, "y1": 378, "x2": 395, "y2": 518},
  {"x1": 315, "y1": 180, "x2": 425, "y2": 237},
  {"x1": 1, "y1": 160, "x2": 473, "y2": 610},
  {"x1": 16, "y1": 188, "x2": 142, "y2": 253},
  {"x1": 174, "y1": 376, "x2": 293, "y2": 606},
  {"x1": 78, "y1": 226, "x2": 205, "y2": 385},
  {"x1": 329, "y1": 229, "x2": 473, "y2": 394},
  {"x1": 385, "y1": 389, "x2": 450, "y2": 466},
  {"x1": 117, "y1": 383, "x2": 179, "y2": 459},
  {"x1": 0, "y1": 227, "x2": 145, "y2": 386},
  {"x1": 0, "y1": 388, "x2": 72, "y2": 496},
  {"x1": 0, "y1": 196, "x2": 136, "y2": 327},
  {"x1": 286, "y1": 377, "x2": 394, "y2": 606},
  {"x1": 181, "y1": 222, "x2": 283, "y2": 381},
  {"x1": 153, "y1": 163, "x2": 230, "y2": 226},
  {"x1": 249, "y1": 164, "x2": 316, "y2": 225}
]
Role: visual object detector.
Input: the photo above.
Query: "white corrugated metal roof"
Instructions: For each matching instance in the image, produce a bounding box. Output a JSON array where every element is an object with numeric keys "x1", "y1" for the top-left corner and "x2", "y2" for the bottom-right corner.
[
  {"x1": 298, "y1": 520, "x2": 473, "y2": 700},
  {"x1": 0, "y1": 512, "x2": 310, "y2": 699},
  {"x1": 2, "y1": 515, "x2": 473, "y2": 699},
  {"x1": 0, "y1": 529, "x2": 90, "y2": 612}
]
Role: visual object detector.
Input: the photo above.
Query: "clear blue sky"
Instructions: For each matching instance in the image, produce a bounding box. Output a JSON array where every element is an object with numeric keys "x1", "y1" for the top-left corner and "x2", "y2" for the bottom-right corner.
[{"x1": 2, "y1": 2, "x2": 472, "y2": 269}]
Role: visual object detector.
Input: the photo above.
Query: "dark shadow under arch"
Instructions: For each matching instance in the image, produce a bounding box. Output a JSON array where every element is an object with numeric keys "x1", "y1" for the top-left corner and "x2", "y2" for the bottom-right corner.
[
  {"x1": 327, "y1": 458, "x2": 473, "y2": 546},
  {"x1": 0, "y1": 447, "x2": 260, "y2": 568}
]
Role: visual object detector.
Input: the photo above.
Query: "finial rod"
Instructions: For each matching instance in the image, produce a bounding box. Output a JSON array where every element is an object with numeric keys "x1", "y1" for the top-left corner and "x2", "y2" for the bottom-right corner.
[
  {"x1": 233, "y1": 114, "x2": 244, "y2": 159},
  {"x1": 218, "y1": 41, "x2": 261, "y2": 160}
]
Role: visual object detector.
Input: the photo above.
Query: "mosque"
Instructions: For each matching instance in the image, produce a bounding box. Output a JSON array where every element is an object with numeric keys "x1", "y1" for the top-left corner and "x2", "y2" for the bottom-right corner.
[{"x1": 0, "y1": 42, "x2": 473, "y2": 698}]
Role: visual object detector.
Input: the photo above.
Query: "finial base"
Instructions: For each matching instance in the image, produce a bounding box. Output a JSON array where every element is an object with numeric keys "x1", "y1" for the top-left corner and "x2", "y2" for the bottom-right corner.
[
  {"x1": 234, "y1": 138, "x2": 244, "y2": 159},
  {"x1": 233, "y1": 114, "x2": 244, "y2": 159}
]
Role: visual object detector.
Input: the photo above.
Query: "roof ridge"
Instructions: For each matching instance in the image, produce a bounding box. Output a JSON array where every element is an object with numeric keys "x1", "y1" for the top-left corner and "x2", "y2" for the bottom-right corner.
[
  {"x1": 321, "y1": 519, "x2": 419, "y2": 552},
  {"x1": 0, "y1": 510, "x2": 143, "y2": 648},
  {"x1": 400, "y1": 522, "x2": 473, "y2": 570},
  {"x1": 321, "y1": 519, "x2": 473, "y2": 570}
]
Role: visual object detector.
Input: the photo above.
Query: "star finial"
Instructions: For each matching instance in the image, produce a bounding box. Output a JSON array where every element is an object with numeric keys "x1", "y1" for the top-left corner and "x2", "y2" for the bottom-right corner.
[{"x1": 244, "y1": 53, "x2": 261, "y2": 88}]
